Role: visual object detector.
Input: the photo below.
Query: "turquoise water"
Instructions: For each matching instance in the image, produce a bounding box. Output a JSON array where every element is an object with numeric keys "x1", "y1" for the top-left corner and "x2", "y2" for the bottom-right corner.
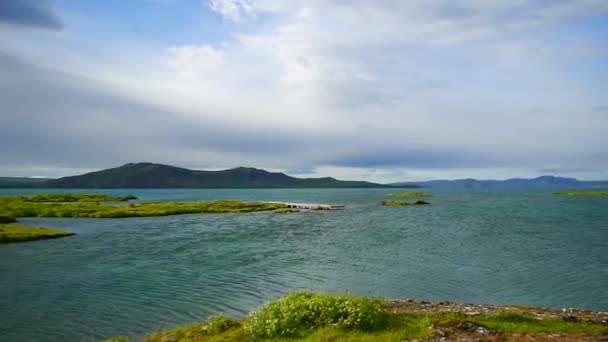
[{"x1": 0, "y1": 188, "x2": 607, "y2": 341}]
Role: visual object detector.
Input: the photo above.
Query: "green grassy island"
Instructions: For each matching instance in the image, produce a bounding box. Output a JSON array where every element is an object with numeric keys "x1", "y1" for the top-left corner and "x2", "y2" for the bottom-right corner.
[
  {"x1": 105, "y1": 292, "x2": 608, "y2": 342},
  {"x1": 380, "y1": 200, "x2": 430, "y2": 206},
  {"x1": 0, "y1": 194, "x2": 286, "y2": 219},
  {"x1": 551, "y1": 191, "x2": 608, "y2": 197},
  {"x1": 0, "y1": 223, "x2": 74, "y2": 243},
  {"x1": 16, "y1": 193, "x2": 138, "y2": 202},
  {"x1": 386, "y1": 192, "x2": 431, "y2": 197}
]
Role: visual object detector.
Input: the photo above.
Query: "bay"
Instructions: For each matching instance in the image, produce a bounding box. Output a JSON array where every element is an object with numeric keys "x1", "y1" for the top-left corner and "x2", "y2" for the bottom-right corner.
[{"x1": 0, "y1": 188, "x2": 607, "y2": 341}]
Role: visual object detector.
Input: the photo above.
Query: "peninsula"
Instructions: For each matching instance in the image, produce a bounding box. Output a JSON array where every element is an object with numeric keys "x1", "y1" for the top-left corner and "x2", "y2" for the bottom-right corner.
[{"x1": 105, "y1": 292, "x2": 608, "y2": 342}]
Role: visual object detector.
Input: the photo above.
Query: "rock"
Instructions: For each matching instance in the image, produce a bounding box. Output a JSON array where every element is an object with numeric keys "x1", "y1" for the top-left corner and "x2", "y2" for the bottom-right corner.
[
  {"x1": 456, "y1": 322, "x2": 477, "y2": 331},
  {"x1": 562, "y1": 314, "x2": 579, "y2": 322}
]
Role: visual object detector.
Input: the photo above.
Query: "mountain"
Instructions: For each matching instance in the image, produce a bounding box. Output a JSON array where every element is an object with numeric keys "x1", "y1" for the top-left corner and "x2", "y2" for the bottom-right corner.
[
  {"x1": 42, "y1": 163, "x2": 392, "y2": 188},
  {"x1": 392, "y1": 175, "x2": 608, "y2": 188},
  {"x1": 0, "y1": 177, "x2": 52, "y2": 188}
]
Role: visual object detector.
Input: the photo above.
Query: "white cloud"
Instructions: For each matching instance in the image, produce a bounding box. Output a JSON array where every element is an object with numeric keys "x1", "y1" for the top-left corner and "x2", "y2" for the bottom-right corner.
[
  {"x1": 208, "y1": 0, "x2": 254, "y2": 21},
  {"x1": 2, "y1": 1, "x2": 608, "y2": 181},
  {"x1": 165, "y1": 44, "x2": 224, "y2": 77}
]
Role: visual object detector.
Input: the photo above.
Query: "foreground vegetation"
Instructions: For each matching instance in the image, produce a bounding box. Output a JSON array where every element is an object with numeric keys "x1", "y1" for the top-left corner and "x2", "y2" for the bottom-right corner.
[
  {"x1": 386, "y1": 192, "x2": 431, "y2": 197},
  {"x1": 106, "y1": 292, "x2": 608, "y2": 342},
  {"x1": 0, "y1": 194, "x2": 286, "y2": 219},
  {"x1": 551, "y1": 191, "x2": 608, "y2": 197},
  {"x1": 0, "y1": 223, "x2": 74, "y2": 243},
  {"x1": 380, "y1": 200, "x2": 430, "y2": 206}
]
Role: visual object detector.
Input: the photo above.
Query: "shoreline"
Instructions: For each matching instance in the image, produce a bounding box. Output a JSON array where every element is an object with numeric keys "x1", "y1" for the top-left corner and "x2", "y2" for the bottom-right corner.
[{"x1": 106, "y1": 293, "x2": 608, "y2": 342}]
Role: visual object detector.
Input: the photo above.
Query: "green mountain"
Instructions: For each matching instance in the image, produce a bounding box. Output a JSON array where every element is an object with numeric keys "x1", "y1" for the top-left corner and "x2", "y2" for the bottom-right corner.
[{"x1": 39, "y1": 163, "x2": 391, "y2": 188}]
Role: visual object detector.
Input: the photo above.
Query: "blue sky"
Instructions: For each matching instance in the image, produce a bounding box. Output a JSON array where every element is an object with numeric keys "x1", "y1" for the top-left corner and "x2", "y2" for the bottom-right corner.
[{"x1": 1, "y1": 0, "x2": 607, "y2": 182}]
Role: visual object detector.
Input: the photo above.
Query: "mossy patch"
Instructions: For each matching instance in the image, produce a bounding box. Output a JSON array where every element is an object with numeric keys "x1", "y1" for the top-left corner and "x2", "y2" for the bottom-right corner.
[
  {"x1": 386, "y1": 192, "x2": 431, "y2": 197},
  {"x1": 551, "y1": 191, "x2": 608, "y2": 197},
  {"x1": 0, "y1": 195, "x2": 287, "y2": 219},
  {"x1": 0, "y1": 224, "x2": 74, "y2": 243},
  {"x1": 11, "y1": 193, "x2": 138, "y2": 202},
  {"x1": 380, "y1": 200, "x2": 430, "y2": 206}
]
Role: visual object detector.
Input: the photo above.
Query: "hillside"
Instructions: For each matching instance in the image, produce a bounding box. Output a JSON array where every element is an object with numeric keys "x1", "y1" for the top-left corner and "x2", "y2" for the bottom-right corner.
[{"x1": 42, "y1": 163, "x2": 391, "y2": 188}]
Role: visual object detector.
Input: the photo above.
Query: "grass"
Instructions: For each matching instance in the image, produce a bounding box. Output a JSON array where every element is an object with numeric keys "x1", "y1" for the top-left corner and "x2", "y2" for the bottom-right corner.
[
  {"x1": 105, "y1": 292, "x2": 608, "y2": 342},
  {"x1": 386, "y1": 192, "x2": 431, "y2": 197},
  {"x1": 380, "y1": 200, "x2": 430, "y2": 206},
  {"x1": 6, "y1": 193, "x2": 138, "y2": 202},
  {"x1": 551, "y1": 191, "x2": 608, "y2": 197},
  {"x1": 0, "y1": 195, "x2": 287, "y2": 219},
  {"x1": 0, "y1": 223, "x2": 74, "y2": 243}
]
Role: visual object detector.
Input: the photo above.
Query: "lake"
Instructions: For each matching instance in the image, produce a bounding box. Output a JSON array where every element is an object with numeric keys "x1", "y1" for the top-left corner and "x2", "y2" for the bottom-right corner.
[{"x1": 0, "y1": 188, "x2": 607, "y2": 341}]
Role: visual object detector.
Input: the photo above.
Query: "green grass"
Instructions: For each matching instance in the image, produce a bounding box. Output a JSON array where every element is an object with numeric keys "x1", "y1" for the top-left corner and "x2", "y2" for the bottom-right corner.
[
  {"x1": 380, "y1": 200, "x2": 430, "y2": 206},
  {"x1": 0, "y1": 223, "x2": 74, "y2": 243},
  {"x1": 551, "y1": 191, "x2": 608, "y2": 197},
  {"x1": 0, "y1": 195, "x2": 287, "y2": 219},
  {"x1": 107, "y1": 292, "x2": 607, "y2": 342},
  {"x1": 4, "y1": 193, "x2": 138, "y2": 202},
  {"x1": 386, "y1": 192, "x2": 431, "y2": 197},
  {"x1": 432, "y1": 312, "x2": 608, "y2": 335}
]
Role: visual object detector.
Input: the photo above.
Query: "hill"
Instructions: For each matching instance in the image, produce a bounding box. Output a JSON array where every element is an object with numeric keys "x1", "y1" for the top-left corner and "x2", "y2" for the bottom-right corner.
[
  {"x1": 0, "y1": 177, "x2": 51, "y2": 189},
  {"x1": 41, "y1": 163, "x2": 391, "y2": 188},
  {"x1": 392, "y1": 175, "x2": 608, "y2": 188}
]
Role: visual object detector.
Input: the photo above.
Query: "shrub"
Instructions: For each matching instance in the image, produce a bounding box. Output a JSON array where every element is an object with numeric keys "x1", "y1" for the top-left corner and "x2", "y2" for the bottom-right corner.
[{"x1": 246, "y1": 292, "x2": 389, "y2": 338}]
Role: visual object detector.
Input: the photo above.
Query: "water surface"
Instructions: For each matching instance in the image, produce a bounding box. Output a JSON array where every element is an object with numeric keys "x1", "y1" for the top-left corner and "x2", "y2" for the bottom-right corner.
[{"x1": 1, "y1": 188, "x2": 607, "y2": 341}]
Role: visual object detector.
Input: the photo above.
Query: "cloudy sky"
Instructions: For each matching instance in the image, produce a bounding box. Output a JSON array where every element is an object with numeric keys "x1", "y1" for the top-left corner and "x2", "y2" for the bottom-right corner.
[{"x1": 1, "y1": 0, "x2": 607, "y2": 182}]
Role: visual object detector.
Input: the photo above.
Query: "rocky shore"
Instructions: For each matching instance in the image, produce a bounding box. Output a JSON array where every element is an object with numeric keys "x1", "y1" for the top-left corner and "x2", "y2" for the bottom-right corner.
[{"x1": 388, "y1": 299, "x2": 608, "y2": 341}]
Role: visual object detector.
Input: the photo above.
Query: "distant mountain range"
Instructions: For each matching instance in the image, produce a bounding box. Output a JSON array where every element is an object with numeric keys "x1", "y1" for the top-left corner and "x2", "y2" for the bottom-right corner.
[
  {"x1": 391, "y1": 175, "x2": 608, "y2": 188},
  {"x1": 1, "y1": 164, "x2": 607, "y2": 189},
  {"x1": 0, "y1": 163, "x2": 392, "y2": 189}
]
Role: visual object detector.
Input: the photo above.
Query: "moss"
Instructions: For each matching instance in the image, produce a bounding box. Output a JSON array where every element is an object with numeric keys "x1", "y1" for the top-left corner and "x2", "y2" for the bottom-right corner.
[
  {"x1": 550, "y1": 191, "x2": 608, "y2": 197},
  {"x1": 0, "y1": 223, "x2": 74, "y2": 243},
  {"x1": 0, "y1": 195, "x2": 287, "y2": 219},
  {"x1": 380, "y1": 200, "x2": 430, "y2": 206},
  {"x1": 13, "y1": 193, "x2": 138, "y2": 202},
  {"x1": 386, "y1": 192, "x2": 431, "y2": 197}
]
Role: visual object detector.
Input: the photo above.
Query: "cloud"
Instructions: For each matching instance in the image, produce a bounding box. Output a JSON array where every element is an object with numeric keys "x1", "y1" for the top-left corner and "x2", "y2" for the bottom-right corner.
[
  {"x1": 0, "y1": 0, "x2": 63, "y2": 31},
  {"x1": 208, "y1": 0, "x2": 254, "y2": 21},
  {"x1": 1, "y1": 1, "x2": 608, "y2": 181},
  {"x1": 592, "y1": 106, "x2": 608, "y2": 112}
]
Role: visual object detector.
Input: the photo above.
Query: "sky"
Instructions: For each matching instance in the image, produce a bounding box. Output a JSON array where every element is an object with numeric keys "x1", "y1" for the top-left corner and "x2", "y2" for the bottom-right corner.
[{"x1": 1, "y1": 0, "x2": 607, "y2": 183}]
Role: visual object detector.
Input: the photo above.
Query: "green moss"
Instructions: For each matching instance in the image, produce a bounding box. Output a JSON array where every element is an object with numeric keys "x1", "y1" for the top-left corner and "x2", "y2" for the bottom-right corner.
[
  {"x1": 380, "y1": 200, "x2": 430, "y2": 206},
  {"x1": 9, "y1": 193, "x2": 138, "y2": 202},
  {"x1": 432, "y1": 312, "x2": 607, "y2": 335},
  {"x1": 119, "y1": 293, "x2": 607, "y2": 342},
  {"x1": 551, "y1": 191, "x2": 608, "y2": 197},
  {"x1": 386, "y1": 192, "x2": 431, "y2": 197},
  {"x1": 0, "y1": 224, "x2": 74, "y2": 243},
  {"x1": 0, "y1": 195, "x2": 287, "y2": 219}
]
